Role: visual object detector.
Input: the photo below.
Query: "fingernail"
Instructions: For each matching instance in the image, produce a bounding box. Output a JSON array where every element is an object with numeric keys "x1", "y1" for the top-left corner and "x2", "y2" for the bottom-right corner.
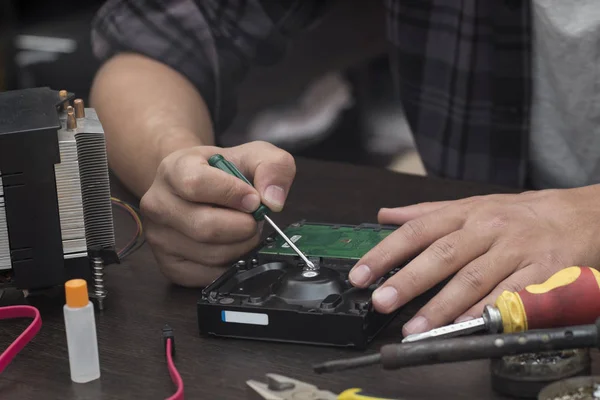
[
  {"x1": 403, "y1": 316, "x2": 429, "y2": 335},
  {"x1": 372, "y1": 286, "x2": 398, "y2": 309},
  {"x1": 349, "y1": 265, "x2": 371, "y2": 286},
  {"x1": 455, "y1": 315, "x2": 474, "y2": 323},
  {"x1": 264, "y1": 185, "x2": 286, "y2": 210},
  {"x1": 241, "y1": 193, "x2": 260, "y2": 212}
]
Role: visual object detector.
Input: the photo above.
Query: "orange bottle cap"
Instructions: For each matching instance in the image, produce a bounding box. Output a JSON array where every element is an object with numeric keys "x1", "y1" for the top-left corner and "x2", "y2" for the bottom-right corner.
[{"x1": 65, "y1": 279, "x2": 89, "y2": 308}]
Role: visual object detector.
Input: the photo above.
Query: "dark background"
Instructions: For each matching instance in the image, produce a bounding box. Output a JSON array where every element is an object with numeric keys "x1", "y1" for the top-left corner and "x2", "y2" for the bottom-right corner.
[{"x1": 1, "y1": 0, "x2": 416, "y2": 170}]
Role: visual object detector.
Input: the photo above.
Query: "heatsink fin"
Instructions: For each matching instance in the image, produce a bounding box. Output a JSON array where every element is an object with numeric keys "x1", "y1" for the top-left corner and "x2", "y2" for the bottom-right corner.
[
  {"x1": 74, "y1": 109, "x2": 116, "y2": 253},
  {"x1": 0, "y1": 174, "x2": 10, "y2": 270},
  {"x1": 55, "y1": 129, "x2": 88, "y2": 259}
]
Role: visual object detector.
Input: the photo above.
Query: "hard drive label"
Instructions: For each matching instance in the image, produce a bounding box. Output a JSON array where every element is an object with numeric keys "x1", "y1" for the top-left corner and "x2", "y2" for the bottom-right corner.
[{"x1": 221, "y1": 310, "x2": 269, "y2": 326}]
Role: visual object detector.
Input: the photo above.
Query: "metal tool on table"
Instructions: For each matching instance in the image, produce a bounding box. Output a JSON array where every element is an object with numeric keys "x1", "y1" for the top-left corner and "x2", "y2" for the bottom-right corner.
[
  {"x1": 247, "y1": 373, "x2": 399, "y2": 399},
  {"x1": 489, "y1": 348, "x2": 593, "y2": 399},
  {"x1": 312, "y1": 317, "x2": 600, "y2": 374},
  {"x1": 208, "y1": 154, "x2": 316, "y2": 271},
  {"x1": 537, "y1": 375, "x2": 600, "y2": 400},
  {"x1": 402, "y1": 266, "x2": 600, "y2": 343}
]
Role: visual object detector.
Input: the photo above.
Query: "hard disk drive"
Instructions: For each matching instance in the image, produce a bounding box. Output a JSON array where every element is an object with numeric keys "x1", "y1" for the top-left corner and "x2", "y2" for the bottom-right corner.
[{"x1": 197, "y1": 221, "x2": 403, "y2": 348}]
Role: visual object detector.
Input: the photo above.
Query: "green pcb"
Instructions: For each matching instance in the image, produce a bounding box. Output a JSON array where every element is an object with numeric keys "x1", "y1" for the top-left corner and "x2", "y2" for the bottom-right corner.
[{"x1": 259, "y1": 223, "x2": 394, "y2": 260}]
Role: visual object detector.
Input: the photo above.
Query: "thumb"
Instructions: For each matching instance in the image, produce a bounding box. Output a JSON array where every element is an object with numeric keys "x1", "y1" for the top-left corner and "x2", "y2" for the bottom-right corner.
[{"x1": 228, "y1": 141, "x2": 296, "y2": 212}]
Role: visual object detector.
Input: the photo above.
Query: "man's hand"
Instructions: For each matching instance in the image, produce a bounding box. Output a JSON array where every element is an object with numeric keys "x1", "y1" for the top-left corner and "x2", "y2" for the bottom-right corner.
[
  {"x1": 140, "y1": 141, "x2": 296, "y2": 287},
  {"x1": 349, "y1": 185, "x2": 600, "y2": 337}
]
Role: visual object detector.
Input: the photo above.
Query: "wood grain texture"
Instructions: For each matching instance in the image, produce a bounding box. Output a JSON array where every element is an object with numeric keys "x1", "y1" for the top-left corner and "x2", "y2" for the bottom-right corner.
[{"x1": 0, "y1": 157, "x2": 596, "y2": 399}]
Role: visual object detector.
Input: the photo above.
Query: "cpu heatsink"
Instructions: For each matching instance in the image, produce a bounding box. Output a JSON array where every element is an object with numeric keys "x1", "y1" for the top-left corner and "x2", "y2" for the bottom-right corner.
[{"x1": 0, "y1": 87, "x2": 117, "y2": 306}]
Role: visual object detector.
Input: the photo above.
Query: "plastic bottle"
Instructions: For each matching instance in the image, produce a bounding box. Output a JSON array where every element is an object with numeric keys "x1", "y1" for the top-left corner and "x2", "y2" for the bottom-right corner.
[{"x1": 63, "y1": 279, "x2": 101, "y2": 383}]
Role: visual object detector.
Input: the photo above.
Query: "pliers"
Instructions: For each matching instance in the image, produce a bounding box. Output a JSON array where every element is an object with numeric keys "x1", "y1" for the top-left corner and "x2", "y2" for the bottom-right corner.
[{"x1": 246, "y1": 373, "x2": 400, "y2": 399}]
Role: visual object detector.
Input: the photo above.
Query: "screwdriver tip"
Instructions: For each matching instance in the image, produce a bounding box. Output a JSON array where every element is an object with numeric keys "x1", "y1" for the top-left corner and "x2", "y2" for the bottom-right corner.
[{"x1": 402, "y1": 333, "x2": 428, "y2": 343}]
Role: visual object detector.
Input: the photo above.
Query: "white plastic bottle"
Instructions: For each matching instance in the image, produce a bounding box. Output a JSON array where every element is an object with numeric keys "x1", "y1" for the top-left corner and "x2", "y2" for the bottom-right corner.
[{"x1": 63, "y1": 279, "x2": 101, "y2": 383}]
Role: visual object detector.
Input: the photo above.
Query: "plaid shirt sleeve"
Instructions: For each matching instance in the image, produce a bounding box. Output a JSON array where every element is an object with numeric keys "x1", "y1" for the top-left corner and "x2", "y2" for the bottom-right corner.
[
  {"x1": 383, "y1": 0, "x2": 532, "y2": 187},
  {"x1": 91, "y1": 0, "x2": 331, "y2": 133}
]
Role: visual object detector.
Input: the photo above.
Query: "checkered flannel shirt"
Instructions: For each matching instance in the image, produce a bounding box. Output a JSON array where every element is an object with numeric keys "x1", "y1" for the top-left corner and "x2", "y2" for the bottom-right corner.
[{"x1": 92, "y1": 0, "x2": 532, "y2": 188}]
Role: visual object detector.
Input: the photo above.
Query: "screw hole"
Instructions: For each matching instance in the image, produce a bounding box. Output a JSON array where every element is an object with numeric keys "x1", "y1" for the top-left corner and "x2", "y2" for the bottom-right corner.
[{"x1": 564, "y1": 330, "x2": 573, "y2": 339}]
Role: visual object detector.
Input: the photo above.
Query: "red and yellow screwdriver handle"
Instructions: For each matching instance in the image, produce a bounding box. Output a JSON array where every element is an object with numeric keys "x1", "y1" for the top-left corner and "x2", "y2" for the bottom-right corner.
[{"x1": 494, "y1": 266, "x2": 600, "y2": 333}]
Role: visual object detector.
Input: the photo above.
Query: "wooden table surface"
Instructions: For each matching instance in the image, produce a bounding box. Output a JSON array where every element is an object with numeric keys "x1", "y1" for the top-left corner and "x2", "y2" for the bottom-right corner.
[{"x1": 0, "y1": 157, "x2": 597, "y2": 399}]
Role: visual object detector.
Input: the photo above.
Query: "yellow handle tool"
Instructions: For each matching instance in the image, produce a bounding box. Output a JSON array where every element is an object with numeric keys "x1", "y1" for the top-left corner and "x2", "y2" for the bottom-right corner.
[
  {"x1": 495, "y1": 265, "x2": 600, "y2": 332},
  {"x1": 403, "y1": 266, "x2": 600, "y2": 342}
]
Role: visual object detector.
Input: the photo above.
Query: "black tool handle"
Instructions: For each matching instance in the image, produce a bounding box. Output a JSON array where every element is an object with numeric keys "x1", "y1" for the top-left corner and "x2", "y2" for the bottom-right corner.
[{"x1": 380, "y1": 319, "x2": 600, "y2": 370}]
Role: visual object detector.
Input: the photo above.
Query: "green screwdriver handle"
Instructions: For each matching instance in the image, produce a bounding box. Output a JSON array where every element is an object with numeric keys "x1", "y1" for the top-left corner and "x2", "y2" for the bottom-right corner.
[{"x1": 208, "y1": 154, "x2": 270, "y2": 221}]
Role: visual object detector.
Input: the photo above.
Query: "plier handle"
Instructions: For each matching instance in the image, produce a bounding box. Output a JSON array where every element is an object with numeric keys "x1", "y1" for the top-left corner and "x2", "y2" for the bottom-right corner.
[
  {"x1": 246, "y1": 373, "x2": 400, "y2": 399},
  {"x1": 339, "y1": 388, "x2": 398, "y2": 399}
]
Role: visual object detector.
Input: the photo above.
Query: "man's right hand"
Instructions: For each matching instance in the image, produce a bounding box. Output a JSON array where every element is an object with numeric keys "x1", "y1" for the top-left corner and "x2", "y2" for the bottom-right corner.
[{"x1": 139, "y1": 141, "x2": 296, "y2": 287}]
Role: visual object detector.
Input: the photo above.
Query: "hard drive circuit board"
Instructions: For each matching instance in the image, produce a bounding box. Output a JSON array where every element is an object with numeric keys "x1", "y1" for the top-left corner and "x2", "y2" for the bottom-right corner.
[{"x1": 258, "y1": 222, "x2": 394, "y2": 260}]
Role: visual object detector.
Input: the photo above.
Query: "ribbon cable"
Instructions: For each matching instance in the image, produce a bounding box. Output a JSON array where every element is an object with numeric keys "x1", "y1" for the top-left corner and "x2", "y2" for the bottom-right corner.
[{"x1": 0, "y1": 305, "x2": 42, "y2": 373}]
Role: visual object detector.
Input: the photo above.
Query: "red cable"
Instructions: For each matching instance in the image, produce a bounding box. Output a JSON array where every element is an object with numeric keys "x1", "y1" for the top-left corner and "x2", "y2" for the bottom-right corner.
[
  {"x1": 165, "y1": 338, "x2": 184, "y2": 400},
  {"x1": 0, "y1": 305, "x2": 42, "y2": 373}
]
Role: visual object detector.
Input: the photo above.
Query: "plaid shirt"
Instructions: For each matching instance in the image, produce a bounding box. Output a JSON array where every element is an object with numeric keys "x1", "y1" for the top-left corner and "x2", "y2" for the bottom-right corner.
[{"x1": 92, "y1": 0, "x2": 532, "y2": 188}]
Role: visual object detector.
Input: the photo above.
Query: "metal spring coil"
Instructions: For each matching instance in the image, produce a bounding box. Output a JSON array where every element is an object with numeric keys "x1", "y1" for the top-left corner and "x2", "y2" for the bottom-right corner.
[{"x1": 92, "y1": 257, "x2": 107, "y2": 298}]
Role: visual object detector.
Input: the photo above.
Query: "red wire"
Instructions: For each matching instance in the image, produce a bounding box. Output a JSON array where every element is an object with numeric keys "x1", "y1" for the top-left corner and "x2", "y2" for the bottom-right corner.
[
  {"x1": 0, "y1": 305, "x2": 42, "y2": 373},
  {"x1": 165, "y1": 338, "x2": 184, "y2": 400}
]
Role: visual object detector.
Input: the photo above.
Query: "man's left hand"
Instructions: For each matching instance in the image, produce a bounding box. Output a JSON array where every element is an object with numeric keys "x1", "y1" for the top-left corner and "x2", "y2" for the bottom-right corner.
[{"x1": 349, "y1": 185, "x2": 600, "y2": 337}]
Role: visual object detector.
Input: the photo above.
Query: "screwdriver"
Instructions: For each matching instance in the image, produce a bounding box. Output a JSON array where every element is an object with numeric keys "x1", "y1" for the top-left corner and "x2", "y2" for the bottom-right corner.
[
  {"x1": 313, "y1": 318, "x2": 600, "y2": 373},
  {"x1": 402, "y1": 266, "x2": 600, "y2": 343},
  {"x1": 208, "y1": 154, "x2": 316, "y2": 271}
]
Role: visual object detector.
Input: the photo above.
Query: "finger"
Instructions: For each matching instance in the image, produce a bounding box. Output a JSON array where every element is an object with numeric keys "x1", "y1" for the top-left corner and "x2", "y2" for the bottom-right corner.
[
  {"x1": 456, "y1": 263, "x2": 558, "y2": 323},
  {"x1": 401, "y1": 243, "x2": 519, "y2": 335},
  {"x1": 378, "y1": 201, "x2": 455, "y2": 224},
  {"x1": 349, "y1": 204, "x2": 468, "y2": 289},
  {"x1": 152, "y1": 250, "x2": 227, "y2": 288},
  {"x1": 145, "y1": 220, "x2": 261, "y2": 267},
  {"x1": 141, "y1": 188, "x2": 259, "y2": 244},
  {"x1": 223, "y1": 141, "x2": 296, "y2": 212},
  {"x1": 378, "y1": 194, "x2": 501, "y2": 225},
  {"x1": 162, "y1": 150, "x2": 262, "y2": 212},
  {"x1": 369, "y1": 227, "x2": 494, "y2": 315}
]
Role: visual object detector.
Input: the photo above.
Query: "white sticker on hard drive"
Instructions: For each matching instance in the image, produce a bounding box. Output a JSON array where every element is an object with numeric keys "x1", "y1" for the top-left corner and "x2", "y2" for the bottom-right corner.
[
  {"x1": 282, "y1": 235, "x2": 301, "y2": 248},
  {"x1": 221, "y1": 310, "x2": 269, "y2": 325}
]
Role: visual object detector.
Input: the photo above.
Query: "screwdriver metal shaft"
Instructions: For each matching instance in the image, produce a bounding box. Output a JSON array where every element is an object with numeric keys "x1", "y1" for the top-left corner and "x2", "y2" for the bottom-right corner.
[
  {"x1": 402, "y1": 305, "x2": 502, "y2": 342},
  {"x1": 263, "y1": 215, "x2": 315, "y2": 270},
  {"x1": 208, "y1": 154, "x2": 316, "y2": 271}
]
